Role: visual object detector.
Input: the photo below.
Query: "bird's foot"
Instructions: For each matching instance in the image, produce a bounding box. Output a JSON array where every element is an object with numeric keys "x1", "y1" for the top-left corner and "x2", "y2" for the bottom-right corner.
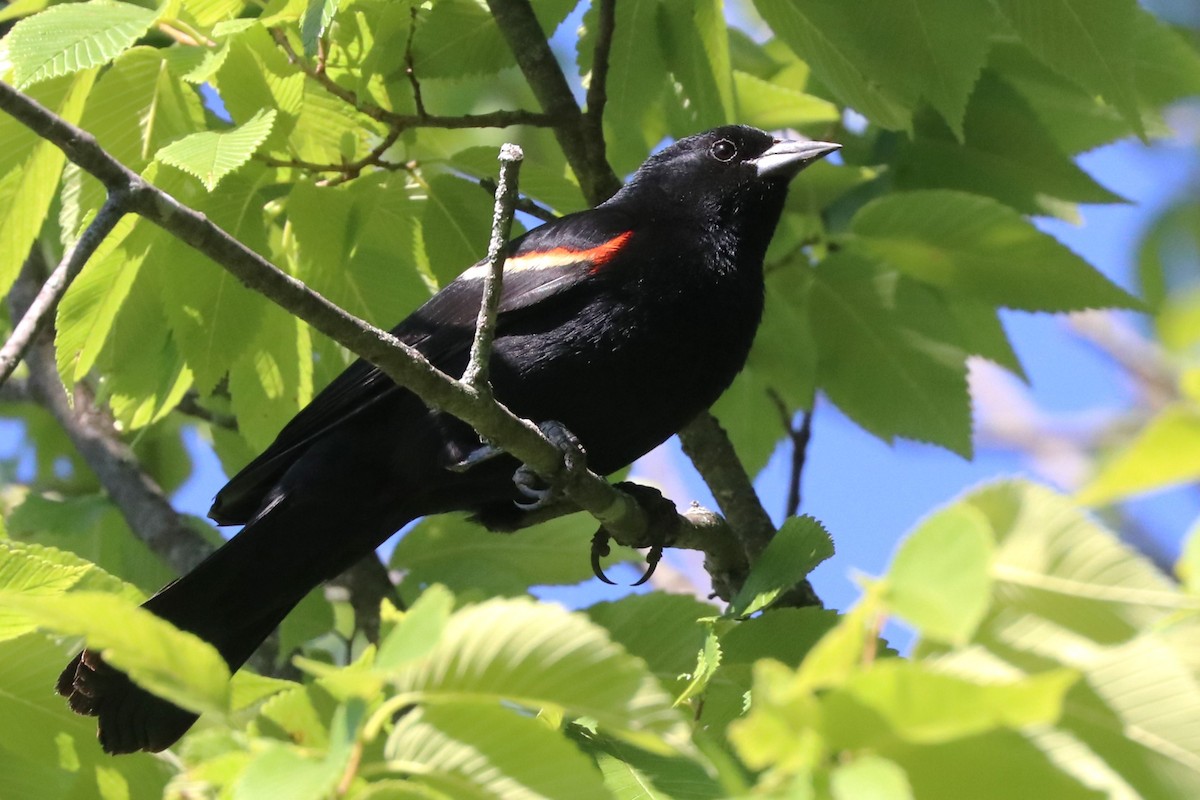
[
  {"x1": 513, "y1": 420, "x2": 586, "y2": 511},
  {"x1": 590, "y1": 482, "x2": 677, "y2": 586}
]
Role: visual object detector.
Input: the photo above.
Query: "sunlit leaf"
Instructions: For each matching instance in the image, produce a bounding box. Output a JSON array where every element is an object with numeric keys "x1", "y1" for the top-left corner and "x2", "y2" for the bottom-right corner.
[
  {"x1": 6, "y1": 0, "x2": 156, "y2": 88},
  {"x1": 0, "y1": 591, "x2": 230, "y2": 716},
  {"x1": 154, "y1": 108, "x2": 277, "y2": 190}
]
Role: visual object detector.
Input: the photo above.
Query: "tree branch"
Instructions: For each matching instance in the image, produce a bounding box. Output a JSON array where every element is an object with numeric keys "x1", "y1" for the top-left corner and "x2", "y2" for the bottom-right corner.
[
  {"x1": 176, "y1": 391, "x2": 238, "y2": 431},
  {"x1": 584, "y1": 0, "x2": 615, "y2": 154},
  {"x1": 0, "y1": 192, "x2": 126, "y2": 388},
  {"x1": 8, "y1": 256, "x2": 215, "y2": 577},
  {"x1": 678, "y1": 412, "x2": 775, "y2": 561},
  {"x1": 478, "y1": 177, "x2": 558, "y2": 223},
  {"x1": 270, "y1": 27, "x2": 556, "y2": 132},
  {"x1": 484, "y1": 0, "x2": 620, "y2": 205},
  {"x1": 770, "y1": 390, "x2": 813, "y2": 520},
  {"x1": 463, "y1": 143, "x2": 522, "y2": 390},
  {"x1": 0, "y1": 80, "x2": 745, "y2": 589}
]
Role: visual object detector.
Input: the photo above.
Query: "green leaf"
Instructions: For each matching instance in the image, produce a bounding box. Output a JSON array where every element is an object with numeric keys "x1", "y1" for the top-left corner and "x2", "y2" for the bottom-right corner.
[
  {"x1": 752, "y1": 0, "x2": 911, "y2": 130},
  {"x1": 944, "y1": 298, "x2": 1025, "y2": 379},
  {"x1": 0, "y1": 635, "x2": 172, "y2": 798},
  {"x1": 391, "y1": 513, "x2": 616, "y2": 596},
  {"x1": 883, "y1": 505, "x2": 993, "y2": 644},
  {"x1": 448, "y1": 145, "x2": 583, "y2": 213},
  {"x1": 796, "y1": 592, "x2": 885, "y2": 692},
  {"x1": 729, "y1": 516, "x2": 834, "y2": 618},
  {"x1": 848, "y1": 190, "x2": 1141, "y2": 312},
  {"x1": 234, "y1": 743, "x2": 345, "y2": 800},
  {"x1": 413, "y1": 0, "x2": 513, "y2": 79},
  {"x1": 154, "y1": 108, "x2": 277, "y2": 191},
  {"x1": 824, "y1": 660, "x2": 1077, "y2": 746},
  {"x1": 0, "y1": 541, "x2": 91, "y2": 640},
  {"x1": 749, "y1": 262, "x2": 819, "y2": 409},
  {"x1": 277, "y1": 587, "x2": 334, "y2": 657},
  {"x1": 658, "y1": 0, "x2": 732, "y2": 127},
  {"x1": 0, "y1": 0, "x2": 49, "y2": 23},
  {"x1": 0, "y1": 537, "x2": 134, "y2": 593},
  {"x1": 96, "y1": 251, "x2": 196, "y2": 429},
  {"x1": 992, "y1": 0, "x2": 1143, "y2": 136},
  {"x1": 791, "y1": 0, "x2": 994, "y2": 137},
  {"x1": 228, "y1": 305, "x2": 314, "y2": 451},
  {"x1": 375, "y1": 584, "x2": 454, "y2": 670},
  {"x1": 6, "y1": 0, "x2": 157, "y2": 88},
  {"x1": 732, "y1": 70, "x2": 839, "y2": 131},
  {"x1": 386, "y1": 704, "x2": 611, "y2": 800},
  {"x1": 808, "y1": 253, "x2": 973, "y2": 456},
  {"x1": 1139, "y1": 199, "x2": 1200, "y2": 316},
  {"x1": 78, "y1": 46, "x2": 208, "y2": 170},
  {"x1": 0, "y1": 71, "x2": 95, "y2": 297},
  {"x1": 1131, "y1": 9, "x2": 1200, "y2": 110},
  {"x1": 968, "y1": 480, "x2": 1183, "y2": 641},
  {"x1": 0, "y1": 591, "x2": 230, "y2": 716},
  {"x1": 585, "y1": 593, "x2": 713, "y2": 691},
  {"x1": 301, "y1": 0, "x2": 340, "y2": 57},
  {"x1": 420, "y1": 174, "x2": 494, "y2": 286},
  {"x1": 883, "y1": 729, "x2": 1103, "y2": 800},
  {"x1": 289, "y1": 175, "x2": 429, "y2": 327},
  {"x1": 237, "y1": 699, "x2": 365, "y2": 800},
  {"x1": 710, "y1": 367, "x2": 787, "y2": 477},
  {"x1": 55, "y1": 215, "x2": 148, "y2": 383},
  {"x1": 727, "y1": 658, "x2": 823, "y2": 772},
  {"x1": 580, "y1": 0, "x2": 669, "y2": 169},
  {"x1": 1078, "y1": 404, "x2": 1200, "y2": 506},
  {"x1": 674, "y1": 630, "x2": 721, "y2": 707},
  {"x1": 156, "y1": 166, "x2": 271, "y2": 393},
  {"x1": 385, "y1": 596, "x2": 686, "y2": 752},
  {"x1": 831, "y1": 755, "x2": 913, "y2": 800},
  {"x1": 255, "y1": 683, "x2": 335, "y2": 747},
  {"x1": 212, "y1": 25, "x2": 305, "y2": 129},
  {"x1": 582, "y1": 731, "x2": 726, "y2": 800},
  {"x1": 1179, "y1": 521, "x2": 1200, "y2": 594},
  {"x1": 896, "y1": 72, "x2": 1126, "y2": 216},
  {"x1": 988, "y1": 42, "x2": 1134, "y2": 155}
]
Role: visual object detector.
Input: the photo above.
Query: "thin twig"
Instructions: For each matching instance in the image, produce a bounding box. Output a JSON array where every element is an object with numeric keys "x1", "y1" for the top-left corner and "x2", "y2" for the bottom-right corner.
[
  {"x1": 769, "y1": 390, "x2": 813, "y2": 519},
  {"x1": 270, "y1": 27, "x2": 555, "y2": 131},
  {"x1": 464, "y1": 143, "x2": 523, "y2": 390},
  {"x1": 478, "y1": 178, "x2": 557, "y2": 222},
  {"x1": 0, "y1": 193, "x2": 126, "y2": 389},
  {"x1": 176, "y1": 392, "x2": 238, "y2": 431},
  {"x1": 404, "y1": 6, "x2": 427, "y2": 119},
  {"x1": 484, "y1": 0, "x2": 620, "y2": 205},
  {"x1": 584, "y1": 0, "x2": 615, "y2": 148}
]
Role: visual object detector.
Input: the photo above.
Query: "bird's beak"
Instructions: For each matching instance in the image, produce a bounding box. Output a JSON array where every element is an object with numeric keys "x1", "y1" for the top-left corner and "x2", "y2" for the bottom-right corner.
[{"x1": 751, "y1": 139, "x2": 841, "y2": 179}]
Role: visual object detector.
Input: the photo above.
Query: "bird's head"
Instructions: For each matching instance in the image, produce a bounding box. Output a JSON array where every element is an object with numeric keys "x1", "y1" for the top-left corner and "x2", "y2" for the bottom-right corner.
[{"x1": 611, "y1": 125, "x2": 841, "y2": 223}]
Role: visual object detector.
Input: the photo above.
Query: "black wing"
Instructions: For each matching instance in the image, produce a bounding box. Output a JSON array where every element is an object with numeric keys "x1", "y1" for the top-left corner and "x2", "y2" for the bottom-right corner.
[{"x1": 209, "y1": 206, "x2": 635, "y2": 524}]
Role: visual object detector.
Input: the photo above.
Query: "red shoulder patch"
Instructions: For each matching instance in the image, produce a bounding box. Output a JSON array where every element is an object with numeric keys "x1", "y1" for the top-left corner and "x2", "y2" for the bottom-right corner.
[{"x1": 504, "y1": 230, "x2": 634, "y2": 274}]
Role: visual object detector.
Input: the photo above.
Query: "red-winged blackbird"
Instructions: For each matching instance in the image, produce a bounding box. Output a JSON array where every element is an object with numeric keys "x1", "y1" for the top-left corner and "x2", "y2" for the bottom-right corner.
[{"x1": 57, "y1": 125, "x2": 838, "y2": 753}]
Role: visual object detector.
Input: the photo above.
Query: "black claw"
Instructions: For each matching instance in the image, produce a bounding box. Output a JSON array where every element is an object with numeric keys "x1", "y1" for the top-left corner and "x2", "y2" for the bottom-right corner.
[
  {"x1": 510, "y1": 421, "x2": 587, "y2": 512},
  {"x1": 591, "y1": 529, "x2": 617, "y2": 585},
  {"x1": 631, "y1": 544, "x2": 663, "y2": 587}
]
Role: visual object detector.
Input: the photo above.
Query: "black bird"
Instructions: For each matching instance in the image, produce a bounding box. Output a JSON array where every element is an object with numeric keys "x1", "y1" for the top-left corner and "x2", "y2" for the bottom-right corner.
[{"x1": 57, "y1": 125, "x2": 839, "y2": 753}]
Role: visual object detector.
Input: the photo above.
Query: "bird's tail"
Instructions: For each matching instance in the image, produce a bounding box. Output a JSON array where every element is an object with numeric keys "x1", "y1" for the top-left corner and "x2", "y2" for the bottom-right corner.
[{"x1": 57, "y1": 492, "x2": 405, "y2": 754}]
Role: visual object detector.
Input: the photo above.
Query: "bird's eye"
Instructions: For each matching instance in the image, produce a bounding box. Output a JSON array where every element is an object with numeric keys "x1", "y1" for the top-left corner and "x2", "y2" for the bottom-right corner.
[{"x1": 710, "y1": 139, "x2": 737, "y2": 162}]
